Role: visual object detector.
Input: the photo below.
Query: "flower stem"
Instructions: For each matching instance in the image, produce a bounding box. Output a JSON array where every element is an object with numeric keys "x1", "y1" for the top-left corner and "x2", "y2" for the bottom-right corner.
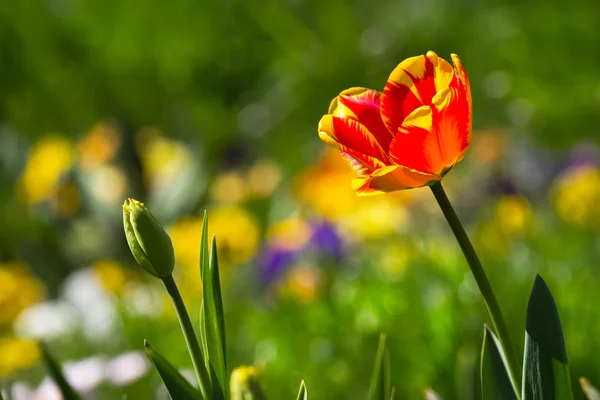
[
  {"x1": 163, "y1": 275, "x2": 213, "y2": 400},
  {"x1": 430, "y1": 182, "x2": 522, "y2": 397}
]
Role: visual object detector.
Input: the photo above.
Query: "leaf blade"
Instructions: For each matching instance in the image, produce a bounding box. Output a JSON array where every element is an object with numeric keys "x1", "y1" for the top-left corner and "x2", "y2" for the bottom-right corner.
[
  {"x1": 296, "y1": 380, "x2": 307, "y2": 400},
  {"x1": 369, "y1": 333, "x2": 391, "y2": 400},
  {"x1": 40, "y1": 343, "x2": 82, "y2": 400},
  {"x1": 480, "y1": 325, "x2": 518, "y2": 399},
  {"x1": 145, "y1": 340, "x2": 203, "y2": 400},
  {"x1": 522, "y1": 274, "x2": 573, "y2": 400}
]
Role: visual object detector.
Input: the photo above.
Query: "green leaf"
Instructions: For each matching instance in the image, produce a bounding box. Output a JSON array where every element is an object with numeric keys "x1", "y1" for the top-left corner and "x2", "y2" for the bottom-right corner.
[
  {"x1": 144, "y1": 340, "x2": 203, "y2": 400},
  {"x1": 580, "y1": 378, "x2": 600, "y2": 400},
  {"x1": 389, "y1": 387, "x2": 396, "y2": 400},
  {"x1": 523, "y1": 274, "x2": 573, "y2": 400},
  {"x1": 369, "y1": 333, "x2": 391, "y2": 400},
  {"x1": 199, "y1": 211, "x2": 227, "y2": 399},
  {"x1": 296, "y1": 380, "x2": 307, "y2": 400},
  {"x1": 480, "y1": 325, "x2": 518, "y2": 399},
  {"x1": 40, "y1": 343, "x2": 81, "y2": 400}
]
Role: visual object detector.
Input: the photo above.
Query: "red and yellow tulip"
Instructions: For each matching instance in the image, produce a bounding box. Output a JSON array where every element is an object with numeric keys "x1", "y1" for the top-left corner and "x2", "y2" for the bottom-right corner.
[{"x1": 318, "y1": 51, "x2": 472, "y2": 195}]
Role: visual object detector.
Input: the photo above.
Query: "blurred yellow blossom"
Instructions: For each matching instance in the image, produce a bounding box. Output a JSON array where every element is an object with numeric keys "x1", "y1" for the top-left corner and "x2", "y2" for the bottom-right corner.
[
  {"x1": 49, "y1": 181, "x2": 80, "y2": 218},
  {"x1": 379, "y1": 243, "x2": 411, "y2": 281},
  {"x1": 18, "y1": 134, "x2": 73, "y2": 204},
  {"x1": 230, "y1": 365, "x2": 266, "y2": 400},
  {"x1": 77, "y1": 121, "x2": 121, "y2": 171},
  {"x1": 0, "y1": 337, "x2": 40, "y2": 377},
  {"x1": 552, "y1": 166, "x2": 600, "y2": 229},
  {"x1": 210, "y1": 171, "x2": 248, "y2": 205},
  {"x1": 169, "y1": 207, "x2": 259, "y2": 300},
  {"x1": 494, "y1": 195, "x2": 532, "y2": 235},
  {"x1": 279, "y1": 263, "x2": 323, "y2": 304},
  {"x1": 210, "y1": 207, "x2": 260, "y2": 264},
  {"x1": 93, "y1": 259, "x2": 139, "y2": 296},
  {"x1": 247, "y1": 160, "x2": 282, "y2": 198},
  {"x1": 0, "y1": 262, "x2": 45, "y2": 326},
  {"x1": 135, "y1": 127, "x2": 193, "y2": 187},
  {"x1": 295, "y1": 149, "x2": 411, "y2": 239},
  {"x1": 88, "y1": 164, "x2": 129, "y2": 206},
  {"x1": 266, "y1": 217, "x2": 310, "y2": 251}
]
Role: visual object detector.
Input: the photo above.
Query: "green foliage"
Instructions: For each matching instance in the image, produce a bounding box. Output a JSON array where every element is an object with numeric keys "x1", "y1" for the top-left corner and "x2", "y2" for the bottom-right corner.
[
  {"x1": 480, "y1": 325, "x2": 517, "y2": 400},
  {"x1": 144, "y1": 340, "x2": 203, "y2": 400},
  {"x1": 199, "y1": 213, "x2": 228, "y2": 398},
  {"x1": 523, "y1": 275, "x2": 573, "y2": 400},
  {"x1": 369, "y1": 333, "x2": 392, "y2": 400},
  {"x1": 296, "y1": 381, "x2": 307, "y2": 400},
  {"x1": 40, "y1": 343, "x2": 82, "y2": 400}
]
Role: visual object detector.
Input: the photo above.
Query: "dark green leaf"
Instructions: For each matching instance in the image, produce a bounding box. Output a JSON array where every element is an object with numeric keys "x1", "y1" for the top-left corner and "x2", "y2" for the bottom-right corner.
[
  {"x1": 296, "y1": 380, "x2": 307, "y2": 400},
  {"x1": 144, "y1": 340, "x2": 203, "y2": 400},
  {"x1": 369, "y1": 333, "x2": 391, "y2": 400},
  {"x1": 481, "y1": 325, "x2": 518, "y2": 399},
  {"x1": 199, "y1": 211, "x2": 227, "y2": 399},
  {"x1": 580, "y1": 378, "x2": 600, "y2": 400},
  {"x1": 523, "y1": 274, "x2": 573, "y2": 400},
  {"x1": 40, "y1": 343, "x2": 81, "y2": 400}
]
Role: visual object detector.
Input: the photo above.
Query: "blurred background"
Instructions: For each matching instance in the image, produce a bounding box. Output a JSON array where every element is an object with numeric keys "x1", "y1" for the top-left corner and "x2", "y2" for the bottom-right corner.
[{"x1": 1, "y1": 0, "x2": 600, "y2": 398}]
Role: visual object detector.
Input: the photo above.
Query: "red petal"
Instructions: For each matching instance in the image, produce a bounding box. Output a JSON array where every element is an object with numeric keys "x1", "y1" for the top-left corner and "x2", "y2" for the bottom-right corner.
[
  {"x1": 336, "y1": 89, "x2": 392, "y2": 150},
  {"x1": 352, "y1": 165, "x2": 439, "y2": 195},
  {"x1": 318, "y1": 115, "x2": 389, "y2": 163},
  {"x1": 389, "y1": 86, "x2": 471, "y2": 175},
  {"x1": 381, "y1": 52, "x2": 454, "y2": 135}
]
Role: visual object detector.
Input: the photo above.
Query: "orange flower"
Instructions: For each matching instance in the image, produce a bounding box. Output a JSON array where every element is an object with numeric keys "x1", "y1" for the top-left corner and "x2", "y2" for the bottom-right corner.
[{"x1": 318, "y1": 51, "x2": 472, "y2": 195}]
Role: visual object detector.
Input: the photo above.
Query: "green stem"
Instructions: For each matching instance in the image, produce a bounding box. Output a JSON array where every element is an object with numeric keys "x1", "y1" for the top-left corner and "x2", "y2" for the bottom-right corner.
[
  {"x1": 430, "y1": 182, "x2": 522, "y2": 397},
  {"x1": 163, "y1": 275, "x2": 213, "y2": 400}
]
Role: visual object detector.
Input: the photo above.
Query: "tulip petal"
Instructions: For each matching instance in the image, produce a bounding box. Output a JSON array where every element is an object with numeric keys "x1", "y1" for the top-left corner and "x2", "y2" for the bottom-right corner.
[
  {"x1": 389, "y1": 85, "x2": 471, "y2": 175},
  {"x1": 318, "y1": 114, "x2": 389, "y2": 163},
  {"x1": 352, "y1": 165, "x2": 439, "y2": 196},
  {"x1": 333, "y1": 88, "x2": 393, "y2": 149},
  {"x1": 381, "y1": 51, "x2": 454, "y2": 134}
]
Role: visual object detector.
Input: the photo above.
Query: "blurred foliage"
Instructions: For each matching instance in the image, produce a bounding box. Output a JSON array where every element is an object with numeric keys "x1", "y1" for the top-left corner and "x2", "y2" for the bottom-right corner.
[{"x1": 1, "y1": 0, "x2": 600, "y2": 399}]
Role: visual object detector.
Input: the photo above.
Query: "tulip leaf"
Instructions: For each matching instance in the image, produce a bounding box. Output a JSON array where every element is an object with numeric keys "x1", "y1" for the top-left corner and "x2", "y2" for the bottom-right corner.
[
  {"x1": 424, "y1": 388, "x2": 444, "y2": 400},
  {"x1": 480, "y1": 325, "x2": 518, "y2": 399},
  {"x1": 199, "y1": 213, "x2": 227, "y2": 399},
  {"x1": 580, "y1": 378, "x2": 600, "y2": 400},
  {"x1": 40, "y1": 343, "x2": 82, "y2": 400},
  {"x1": 144, "y1": 340, "x2": 203, "y2": 400},
  {"x1": 389, "y1": 387, "x2": 396, "y2": 400},
  {"x1": 523, "y1": 274, "x2": 573, "y2": 400},
  {"x1": 296, "y1": 380, "x2": 307, "y2": 400},
  {"x1": 369, "y1": 333, "x2": 391, "y2": 400}
]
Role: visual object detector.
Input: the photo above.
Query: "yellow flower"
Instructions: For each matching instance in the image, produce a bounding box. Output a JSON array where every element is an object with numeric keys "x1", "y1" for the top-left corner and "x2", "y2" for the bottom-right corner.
[
  {"x1": 93, "y1": 259, "x2": 139, "y2": 296},
  {"x1": 135, "y1": 127, "x2": 192, "y2": 186},
  {"x1": 247, "y1": 160, "x2": 282, "y2": 198},
  {"x1": 0, "y1": 262, "x2": 45, "y2": 326},
  {"x1": 295, "y1": 149, "x2": 411, "y2": 239},
  {"x1": 17, "y1": 134, "x2": 73, "y2": 205},
  {"x1": 230, "y1": 365, "x2": 266, "y2": 400},
  {"x1": 0, "y1": 337, "x2": 40, "y2": 377},
  {"x1": 210, "y1": 172, "x2": 248, "y2": 205},
  {"x1": 266, "y1": 218, "x2": 311, "y2": 251},
  {"x1": 279, "y1": 262, "x2": 323, "y2": 304},
  {"x1": 77, "y1": 121, "x2": 121, "y2": 171},
  {"x1": 552, "y1": 166, "x2": 600, "y2": 229},
  {"x1": 494, "y1": 195, "x2": 532, "y2": 235}
]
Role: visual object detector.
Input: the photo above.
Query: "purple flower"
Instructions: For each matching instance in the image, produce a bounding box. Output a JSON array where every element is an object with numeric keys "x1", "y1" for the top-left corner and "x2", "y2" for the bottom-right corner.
[{"x1": 309, "y1": 220, "x2": 344, "y2": 260}]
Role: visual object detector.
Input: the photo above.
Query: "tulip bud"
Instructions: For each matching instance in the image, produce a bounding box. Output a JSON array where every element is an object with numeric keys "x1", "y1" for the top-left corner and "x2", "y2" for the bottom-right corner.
[
  {"x1": 123, "y1": 198, "x2": 175, "y2": 279},
  {"x1": 230, "y1": 366, "x2": 266, "y2": 400}
]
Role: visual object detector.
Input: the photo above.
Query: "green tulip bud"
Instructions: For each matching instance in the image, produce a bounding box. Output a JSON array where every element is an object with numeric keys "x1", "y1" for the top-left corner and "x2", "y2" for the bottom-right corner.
[
  {"x1": 230, "y1": 366, "x2": 266, "y2": 400},
  {"x1": 123, "y1": 198, "x2": 175, "y2": 279}
]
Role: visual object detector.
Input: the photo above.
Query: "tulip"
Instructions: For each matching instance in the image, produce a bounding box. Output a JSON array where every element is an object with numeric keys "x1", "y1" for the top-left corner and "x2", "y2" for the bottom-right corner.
[
  {"x1": 318, "y1": 51, "x2": 471, "y2": 195},
  {"x1": 122, "y1": 198, "x2": 175, "y2": 279}
]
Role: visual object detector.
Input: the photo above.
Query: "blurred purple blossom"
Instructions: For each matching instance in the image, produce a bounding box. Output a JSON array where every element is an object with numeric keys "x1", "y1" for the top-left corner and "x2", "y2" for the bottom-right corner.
[{"x1": 309, "y1": 220, "x2": 344, "y2": 260}]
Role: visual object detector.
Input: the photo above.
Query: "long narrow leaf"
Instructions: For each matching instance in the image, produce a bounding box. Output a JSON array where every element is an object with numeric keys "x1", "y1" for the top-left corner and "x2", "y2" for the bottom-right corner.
[
  {"x1": 481, "y1": 325, "x2": 518, "y2": 399},
  {"x1": 145, "y1": 340, "x2": 203, "y2": 400},
  {"x1": 40, "y1": 343, "x2": 81, "y2": 400},
  {"x1": 199, "y1": 211, "x2": 227, "y2": 399},
  {"x1": 581, "y1": 378, "x2": 600, "y2": 400},
  {"x1": 369, "y1": 333, "x2": 391, "y2": 400},
  {"x1": 296, "y1": 380, "x2": 307, "y2": 400},
  {"x1": 523, "y1": 274, "x2": 573, "y2": 400}
]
